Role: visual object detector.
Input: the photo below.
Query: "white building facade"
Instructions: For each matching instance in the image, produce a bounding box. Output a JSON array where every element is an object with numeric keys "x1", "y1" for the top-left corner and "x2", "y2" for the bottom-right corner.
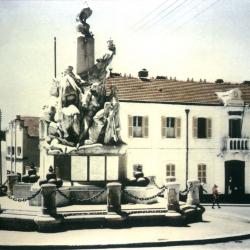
[{"x1": 109, "y1": 77, "x2": 250, "y2": 195}]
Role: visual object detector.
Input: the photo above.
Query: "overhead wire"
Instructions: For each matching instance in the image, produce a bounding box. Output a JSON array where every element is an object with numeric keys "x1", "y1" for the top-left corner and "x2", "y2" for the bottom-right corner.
[
  {"x1": 158, "y1": 0, "x2": 198, "y2": 29},
  {"x1": 134, "y1": 0, "x2": 181, "y2": 31},
  {"x1": 170, "y1": 0, "x2": 222, "y2": 34},
  {"x1": 149, "y1": 0, "x2": 191, "y2": 28},
  {"x1": 132, "y1": 0, "x2": 170, "y2": 30}
]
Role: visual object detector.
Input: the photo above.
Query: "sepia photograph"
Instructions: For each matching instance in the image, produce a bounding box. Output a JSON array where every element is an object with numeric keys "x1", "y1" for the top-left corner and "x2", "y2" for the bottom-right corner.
[{"x1": 0, "y1": 0, "x2": 250, "y2": 249}]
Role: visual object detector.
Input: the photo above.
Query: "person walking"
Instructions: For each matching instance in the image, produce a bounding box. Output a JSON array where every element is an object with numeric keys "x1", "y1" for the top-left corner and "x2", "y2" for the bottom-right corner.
[{"x1": 212, "y1": 184, "x2": 221, "y2": 209}]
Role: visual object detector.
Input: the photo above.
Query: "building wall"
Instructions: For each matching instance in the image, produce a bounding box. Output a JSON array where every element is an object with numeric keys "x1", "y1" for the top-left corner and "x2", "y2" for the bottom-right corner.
[
  {"x1": 119, "y1": 101, "x2": 250, "y2": 193},
  {"x1": 5, "y1": 118, "x2": 39, "y2": 176}
]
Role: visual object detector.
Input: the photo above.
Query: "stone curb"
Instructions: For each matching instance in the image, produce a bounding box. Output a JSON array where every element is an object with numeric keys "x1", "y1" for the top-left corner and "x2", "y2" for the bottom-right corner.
[{"x1": 0, "y1": 233, "x2": 250, "y2": 249}]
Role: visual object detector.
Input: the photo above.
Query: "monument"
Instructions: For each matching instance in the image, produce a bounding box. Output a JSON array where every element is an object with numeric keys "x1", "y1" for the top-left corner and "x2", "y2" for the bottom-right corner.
[{"x1": 39, "y1": 7, "x2": 127, "y2": 189}]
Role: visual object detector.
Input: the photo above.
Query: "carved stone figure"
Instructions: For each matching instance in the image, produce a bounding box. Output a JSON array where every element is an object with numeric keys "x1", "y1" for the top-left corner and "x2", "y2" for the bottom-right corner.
[
  {"x1": 85, "y1": 102, "x2": 112, "y2": 145},
  {"x1": 41, "y1": 7, "x2": 124, "y2": 151}
]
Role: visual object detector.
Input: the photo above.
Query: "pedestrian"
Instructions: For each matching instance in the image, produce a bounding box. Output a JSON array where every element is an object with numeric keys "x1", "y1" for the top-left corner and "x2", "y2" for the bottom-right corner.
[{"x1": 212, "y1": 184, "x2": 221, "y2": 209}]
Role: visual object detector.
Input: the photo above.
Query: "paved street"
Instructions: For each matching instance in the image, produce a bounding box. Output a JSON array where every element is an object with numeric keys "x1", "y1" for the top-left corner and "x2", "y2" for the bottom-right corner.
[
  {"x1": 0, "y1": 205, "x2": 250, "y2": 249},
  {"x1": 119, "y1": 239, "x2": 250, "y2": 250}
]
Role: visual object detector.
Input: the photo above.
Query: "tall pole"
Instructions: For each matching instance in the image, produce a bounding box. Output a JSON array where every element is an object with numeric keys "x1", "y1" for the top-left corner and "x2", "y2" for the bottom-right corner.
[
  {"x1": 54, "y1": 37, "x2": 57, "y2": 78},
  {"x1": 185, "y1": 109, "x2": 190, "y2": 187}
]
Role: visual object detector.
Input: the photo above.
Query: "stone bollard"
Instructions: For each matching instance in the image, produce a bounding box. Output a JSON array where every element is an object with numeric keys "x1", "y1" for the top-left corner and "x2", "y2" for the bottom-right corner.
[
  {"x1": 34, "y1": 183, "x2": 62, "y2": 232},
  {"x1": 186, "y1": 180, "x2": 200, "y2": 206},
  {"x1": 107, "y1": 182, "x2": 122, "y2": 213},
  {"x1": 41, "y1": 183, "x2": 57, "y2": 215},
  {"x1": 165, "y1": 182, "x2": 180, "y2": 210},
  {"x1": 7, "y1": 173, "x2": 19, "y2": 195}
]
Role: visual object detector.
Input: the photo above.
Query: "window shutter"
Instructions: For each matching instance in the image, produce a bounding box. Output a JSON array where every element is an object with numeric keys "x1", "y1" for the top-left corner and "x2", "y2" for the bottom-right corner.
[
  {"x1": 128, "y1": 115, "x2": 133, "y2": 138},
  {"x1": 142, "y1": 116, "x2": 148, "y2": 138},
  {"x1": 207, "y1": 118, "x2": 212, "y2": 138},
  {"x1": 193, "y1": 117, "x2": 198, "y2": 138},
  {"x1": 176, "y1": 118, "x2": 181, "y2": 138},
  {"x1": 161, "y1": 116, "x2": 166, "y2": 138}
]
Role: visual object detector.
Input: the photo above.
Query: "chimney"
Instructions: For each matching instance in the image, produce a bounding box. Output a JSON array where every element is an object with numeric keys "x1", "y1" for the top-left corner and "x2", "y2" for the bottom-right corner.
[{"x1": 138, "y1": 69, "x2": 149, "y2": 81}]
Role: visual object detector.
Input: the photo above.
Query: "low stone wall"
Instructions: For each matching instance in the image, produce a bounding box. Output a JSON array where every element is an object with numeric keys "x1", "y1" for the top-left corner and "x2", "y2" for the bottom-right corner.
[
  {"x1": 13, "y1": 183, "x2": 33, "y2": 198},
  {"x1": 122, "y1": 186, "x2": 158, "y2": 204},
  {"x1": 69, "y1": 185, "x2": 106, "y2": 204},
  {"x1": 29, "y1": 187, "x2": 70, "y2": 207}
]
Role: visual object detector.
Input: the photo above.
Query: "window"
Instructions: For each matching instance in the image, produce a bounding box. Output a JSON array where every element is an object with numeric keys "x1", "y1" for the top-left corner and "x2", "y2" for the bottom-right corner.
[
  {"x1": 161, "y1": 117, "x2": 181, "y2": 138},
  {"x1": 166, "y1": 164, "x2": 175, "y2": 177},
  {"x1": 229, "y1": 119, "x2": 241, "y2": 138},
  {"x1": 11, "y1": 146, "x2": 15, "y2": 155},
  {"x1": 17, "y1": 147, "x2": 22, "y2": 156},
  {"x1": 198, "y1": 164, "x2": 207, "y2": 184},
  {"x1": 128, "y1": 115, "x2": 148, "y2": 138},
  {"x1": 7, "y1": 147, "x2": 11, "y2": 155},
  {"x1": 193, "y1": 117, "x2": 212, "y2": 138}
]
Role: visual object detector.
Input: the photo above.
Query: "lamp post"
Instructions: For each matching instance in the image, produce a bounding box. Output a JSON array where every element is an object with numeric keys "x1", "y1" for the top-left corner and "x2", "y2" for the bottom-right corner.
[{"x1": 185, "y1": 109, "x2": 190, "y2": 187}]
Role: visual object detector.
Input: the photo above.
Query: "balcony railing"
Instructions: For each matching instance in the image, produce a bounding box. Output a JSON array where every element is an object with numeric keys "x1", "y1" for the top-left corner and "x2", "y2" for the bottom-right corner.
[{"x1": 224, "y1": 138, "x2": 249, "y2": 151}]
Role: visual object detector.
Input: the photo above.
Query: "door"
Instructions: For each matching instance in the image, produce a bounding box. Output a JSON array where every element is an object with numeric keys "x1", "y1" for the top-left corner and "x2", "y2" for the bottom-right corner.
[{"x1": 225, "y1": 160, "x2": 245, "y2": 196}]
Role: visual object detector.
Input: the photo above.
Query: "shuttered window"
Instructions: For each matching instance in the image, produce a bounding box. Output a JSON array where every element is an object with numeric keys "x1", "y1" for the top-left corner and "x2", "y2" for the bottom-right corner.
[
  {"x1": 193, "y1": 117, "x2": 212, "y2": 139},
  {"x1": 128, "y1": 115, "x2": 149, "y2": 138},
  {"x1": 161, "y1": 116, "x2": 181, "y2": 138}
]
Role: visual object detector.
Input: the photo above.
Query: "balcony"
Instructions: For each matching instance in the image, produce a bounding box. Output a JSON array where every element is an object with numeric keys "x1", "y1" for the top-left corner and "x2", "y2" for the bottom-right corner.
[{"x1": 224, "y1": 137, "x2": 250, "y2": 151}]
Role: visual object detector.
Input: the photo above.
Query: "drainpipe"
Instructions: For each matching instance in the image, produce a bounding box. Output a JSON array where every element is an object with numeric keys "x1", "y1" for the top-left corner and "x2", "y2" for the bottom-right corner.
[{"x1": 185, "y1": 109, "x2": 190, "y2": 187}]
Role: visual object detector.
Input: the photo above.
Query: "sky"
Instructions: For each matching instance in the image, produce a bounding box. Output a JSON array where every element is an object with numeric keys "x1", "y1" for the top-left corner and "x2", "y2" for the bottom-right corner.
[{"x1": 0, "y1": 0, "x2": 250, "y2": 126}]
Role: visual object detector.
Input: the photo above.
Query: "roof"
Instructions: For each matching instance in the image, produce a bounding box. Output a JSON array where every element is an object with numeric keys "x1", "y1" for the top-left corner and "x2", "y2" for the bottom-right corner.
[
  {"x1": 19, "y1": 116, "x2": 39, "y2": 137},
  {"x1": 107, "y1": 77, "x2": 250, "y2": 105}
]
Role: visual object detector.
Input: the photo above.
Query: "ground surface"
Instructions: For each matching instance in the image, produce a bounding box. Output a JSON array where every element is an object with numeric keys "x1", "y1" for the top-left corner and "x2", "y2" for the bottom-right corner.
[{"x1": 0, "y1": 202, "x2": 250, "y2": 249}]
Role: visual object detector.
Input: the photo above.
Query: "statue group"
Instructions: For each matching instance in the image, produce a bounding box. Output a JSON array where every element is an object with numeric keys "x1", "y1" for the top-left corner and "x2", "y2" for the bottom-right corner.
[{"x1": 41, "y1": 8, "x2": 123, "y2": 153}]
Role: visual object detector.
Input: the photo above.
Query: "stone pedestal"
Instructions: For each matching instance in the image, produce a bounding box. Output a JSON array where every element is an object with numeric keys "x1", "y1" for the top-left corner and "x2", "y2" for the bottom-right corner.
[
  {"x1": 7, "y1": 174, "x2": 19, "y2": 195},
  {"x1": 107, "y1": 182, "x2": 121, "y2": 213},
  {"x1": 186, "y1": 180, "x2": 200, "y2": 206},
  {"x1": 165, "y1": 182, "x2": 180, "y2": 210}
]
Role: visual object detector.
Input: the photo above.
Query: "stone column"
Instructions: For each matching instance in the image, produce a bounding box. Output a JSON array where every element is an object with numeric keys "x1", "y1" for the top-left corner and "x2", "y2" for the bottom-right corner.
[
  {"x1": 186, "y1": 180, "x2": 200, "y2": 206},
  {"x1": 165, "y1": 182, "x2": 180, "y2": 210},
  {"x1": 7, "y1": 173, "x2": 19, "y2": 195},
  {"x1": 76, "y1": 35, "x2": 95, "y2": 76},
  {"x1": 41, "y1": 183, "x2": 57, "y2": 215},
  {"x1": 107, "y1": 182, "x2": 121, "y2": 213}
]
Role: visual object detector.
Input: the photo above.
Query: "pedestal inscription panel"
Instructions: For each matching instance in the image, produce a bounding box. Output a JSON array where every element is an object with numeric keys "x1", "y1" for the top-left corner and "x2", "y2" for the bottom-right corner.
[
  {"x1": 107, "y1": 156, "x2": 119, "y2": 180},
  {"x1": 71, "y1": 156, "x2": 88, "y2": 181},
  {"x1": 89, "y1": 156, "x2": 105, "y2": 181}
]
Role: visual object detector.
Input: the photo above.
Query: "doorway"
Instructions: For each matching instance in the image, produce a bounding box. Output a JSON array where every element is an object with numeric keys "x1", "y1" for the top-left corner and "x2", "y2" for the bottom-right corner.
[{"x1": 225, "y1": 160, "x2": 245, "y2": 196}]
